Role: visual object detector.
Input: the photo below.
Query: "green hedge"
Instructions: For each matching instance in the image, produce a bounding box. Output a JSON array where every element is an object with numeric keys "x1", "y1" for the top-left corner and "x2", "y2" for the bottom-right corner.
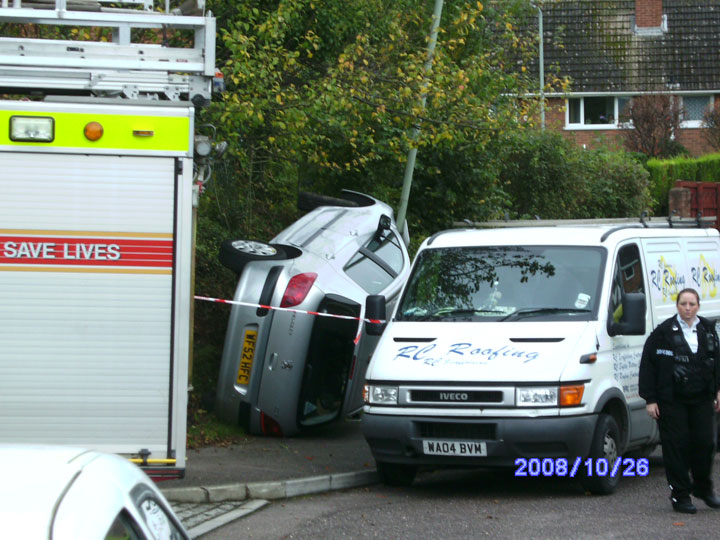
[
  {"x1": 498, "y1": 131, "x2": 652, "y2": 220},
  {"x1": 647, "y1": 153, "x2": 720, "y2": 214}
]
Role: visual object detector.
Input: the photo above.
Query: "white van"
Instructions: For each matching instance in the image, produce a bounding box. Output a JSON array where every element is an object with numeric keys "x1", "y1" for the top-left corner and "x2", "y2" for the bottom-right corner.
[{"x1": 361, "y1": 217, "x2": 720, "y2": 494}]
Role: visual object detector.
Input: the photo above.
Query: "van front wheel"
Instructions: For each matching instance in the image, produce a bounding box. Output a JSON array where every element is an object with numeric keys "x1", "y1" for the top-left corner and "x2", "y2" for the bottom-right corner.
[
  {"x1": 376, "y1": 462, "x2": 417, "y2": 487},
  {"x1": 580, "y1": 413, "x2": 622, "y2": 495}
]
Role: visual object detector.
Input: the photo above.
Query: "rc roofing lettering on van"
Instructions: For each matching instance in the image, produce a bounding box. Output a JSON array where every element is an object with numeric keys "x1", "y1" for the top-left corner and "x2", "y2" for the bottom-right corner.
[{"x1": 393, "y1": 342, "x2": 541, "y2": 366}]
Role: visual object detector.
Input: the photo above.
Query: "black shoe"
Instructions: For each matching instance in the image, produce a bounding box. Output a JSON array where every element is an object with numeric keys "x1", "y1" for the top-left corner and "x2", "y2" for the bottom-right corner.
[
  {"x1": 693, "y1": 492, "x2": 720, "y2": 509},
  {"x1": 672, "y1": 498, "x2": 697, "y2": 514}
]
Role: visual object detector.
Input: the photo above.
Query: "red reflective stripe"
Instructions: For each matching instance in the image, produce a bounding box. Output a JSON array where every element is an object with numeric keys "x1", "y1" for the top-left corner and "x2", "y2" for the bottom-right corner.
[{"x1": 0, "y1": 235, "x2": 173, "y2": 268}]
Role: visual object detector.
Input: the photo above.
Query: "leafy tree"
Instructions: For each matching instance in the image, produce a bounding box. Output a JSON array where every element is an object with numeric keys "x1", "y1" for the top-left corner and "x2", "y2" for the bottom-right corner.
[
  {"x1": 578, "y1": 147, "x2": 653, "y2": 218},
  {"x1": 702, "y1": 101, "x2": 720, "y2": 151},
  {"x1": 201, "y1": 0, "x2": 544, "y2": 238},
  {"x1": 498, "y1": 131, "x2": 652, "y2": 220},
  {"x1": 498, "y1": 131, "x2": 584, "y2": 219},
  {"x1": 620, "y1": 95, "x2": 684, "y2": 158},
  {"x1": 190, "y1": 0, "x2": 547, "y2": 394}
]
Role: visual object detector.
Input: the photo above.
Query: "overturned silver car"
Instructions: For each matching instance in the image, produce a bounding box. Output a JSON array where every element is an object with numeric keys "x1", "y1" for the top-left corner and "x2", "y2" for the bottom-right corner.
[{"x1": 215, "y1": 191, "x2": 410, "y2": 436}]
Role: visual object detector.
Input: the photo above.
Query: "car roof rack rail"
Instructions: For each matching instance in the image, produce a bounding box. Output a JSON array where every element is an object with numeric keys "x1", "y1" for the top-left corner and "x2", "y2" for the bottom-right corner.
[{"x1": 0, "y1": 0, "x2": 216, "y2": 103}]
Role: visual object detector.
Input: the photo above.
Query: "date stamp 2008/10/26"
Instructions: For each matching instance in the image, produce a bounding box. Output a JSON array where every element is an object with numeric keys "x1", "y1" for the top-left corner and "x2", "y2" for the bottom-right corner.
[{"x1": 514, "y1": 457, "x2": 649, "y2": 478}]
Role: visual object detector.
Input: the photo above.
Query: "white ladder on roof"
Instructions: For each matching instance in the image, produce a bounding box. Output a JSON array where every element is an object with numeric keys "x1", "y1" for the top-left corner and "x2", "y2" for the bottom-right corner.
[{"x1": 0, "y1": 0, "x2": 216, "y2": 103}]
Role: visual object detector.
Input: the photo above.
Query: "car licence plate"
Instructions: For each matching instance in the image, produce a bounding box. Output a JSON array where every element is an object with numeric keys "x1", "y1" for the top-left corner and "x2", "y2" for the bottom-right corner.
[
  {"x1": 236, "y1": 329, "x2": 258, "y2": 385},
  {"x1": 422, "y1": 440, "x2": 487, "y2": 457}
]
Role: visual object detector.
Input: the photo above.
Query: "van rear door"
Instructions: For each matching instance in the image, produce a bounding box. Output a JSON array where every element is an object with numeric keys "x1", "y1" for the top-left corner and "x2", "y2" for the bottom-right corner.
[{"x1": 0, "y1": 151, "x2": 184, "y2": 465}]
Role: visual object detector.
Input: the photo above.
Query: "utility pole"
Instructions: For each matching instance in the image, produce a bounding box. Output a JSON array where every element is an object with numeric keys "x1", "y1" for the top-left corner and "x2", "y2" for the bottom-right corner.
[{"x1": 396, "y1": 0, "x2": 444, "y2": 232}]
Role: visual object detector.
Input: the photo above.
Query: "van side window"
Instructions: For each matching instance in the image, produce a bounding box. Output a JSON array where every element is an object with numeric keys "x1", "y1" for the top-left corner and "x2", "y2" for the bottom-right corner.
[{"x1": 610, "y1": 244, "x2": 644, "y2": 322}]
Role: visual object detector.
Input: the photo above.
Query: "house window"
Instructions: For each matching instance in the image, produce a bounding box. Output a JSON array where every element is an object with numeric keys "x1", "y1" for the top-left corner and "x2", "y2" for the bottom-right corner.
[
  {"x1": 682, "y1": 95, "x2": 713, "y2": 127},
  {"x1": 566, "y1": 97, "x2": 627, "y2": 128},
  {"x1": 584, "y1": 97, "x2": 614, "y2": 124}
]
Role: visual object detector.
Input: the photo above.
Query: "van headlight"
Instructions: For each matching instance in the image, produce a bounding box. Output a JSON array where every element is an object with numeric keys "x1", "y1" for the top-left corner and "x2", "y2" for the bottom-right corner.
[
  {"x1": 516, "y1": 386, "x2": 558, "y2": 407},
  {"x1": 364, "y1": 385, "x2": 398, "y2": 405}
]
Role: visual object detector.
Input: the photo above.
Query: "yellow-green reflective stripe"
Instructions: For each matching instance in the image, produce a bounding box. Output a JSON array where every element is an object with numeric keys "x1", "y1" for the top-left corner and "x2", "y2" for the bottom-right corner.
[{"x1": 0, "y1": 111, "x2": 190, "y2": 152}]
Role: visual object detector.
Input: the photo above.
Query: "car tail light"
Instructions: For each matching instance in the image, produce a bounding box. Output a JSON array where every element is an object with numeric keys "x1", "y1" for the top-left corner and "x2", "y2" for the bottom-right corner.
[
  {"x1": 260, "y1": 411, "x2": 284, "y2": 437},
  {"x1": 280, "y1": 272, "x2": 317, "y2": 307}
]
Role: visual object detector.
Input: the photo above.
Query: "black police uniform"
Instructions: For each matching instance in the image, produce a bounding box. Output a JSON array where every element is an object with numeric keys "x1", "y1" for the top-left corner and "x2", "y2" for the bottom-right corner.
[{"x1": 639, "y1": 314, "x2": 720, "y2": 504}]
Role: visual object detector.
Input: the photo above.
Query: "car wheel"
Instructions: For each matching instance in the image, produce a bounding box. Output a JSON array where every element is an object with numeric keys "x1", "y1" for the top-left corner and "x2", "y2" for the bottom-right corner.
[
  {"x1": 218, "y1": 239, "x2": 287, "y2": 273},
  {"x1": 376, "y1": 462, "x2": 417, "y2": 487},
  {"x1": 580, "y1": 413, "x2": 622, "y2": 495}
]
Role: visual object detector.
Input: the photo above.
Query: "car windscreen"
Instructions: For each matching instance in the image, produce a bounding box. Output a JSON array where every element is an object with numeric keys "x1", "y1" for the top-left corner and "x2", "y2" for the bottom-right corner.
[{"x1": 396, "y1": 245, "x2": 606, "y2": 322}]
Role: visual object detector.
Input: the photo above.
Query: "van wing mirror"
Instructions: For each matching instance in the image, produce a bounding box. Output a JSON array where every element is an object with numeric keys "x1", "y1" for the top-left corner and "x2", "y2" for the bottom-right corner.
[
  {"x1": 607, "y1": 292, "x2": 646, "y2": 337},
  {"x1": 365, "y1": 294, "x2": 387, "y2": 336}
]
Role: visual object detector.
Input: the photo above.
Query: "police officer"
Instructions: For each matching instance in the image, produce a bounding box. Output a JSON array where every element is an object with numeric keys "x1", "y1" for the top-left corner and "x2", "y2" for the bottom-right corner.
[{"x1": 639, "y1": 288, "x2": 720, "y2": 514}]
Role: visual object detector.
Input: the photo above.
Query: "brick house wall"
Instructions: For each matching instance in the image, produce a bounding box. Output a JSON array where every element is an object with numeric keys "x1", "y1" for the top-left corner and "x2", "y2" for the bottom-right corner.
[
  {"x1": 545, "y1": 97, "x2": 718, "y2": 157},
  {"x1": 536, "y1": 1, "x2": 720, "y2": 157}
]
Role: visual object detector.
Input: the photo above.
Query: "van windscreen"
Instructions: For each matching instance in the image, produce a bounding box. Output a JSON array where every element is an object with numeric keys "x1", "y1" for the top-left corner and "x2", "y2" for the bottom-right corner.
[{"x1": 397, "y1": 245, "x2": 606, "y2": 322}]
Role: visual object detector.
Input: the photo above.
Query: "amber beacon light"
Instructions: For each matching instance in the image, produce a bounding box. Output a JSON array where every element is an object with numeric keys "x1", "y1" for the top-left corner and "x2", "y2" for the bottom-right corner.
[{"x1": 84, "y1": 121, "x2": 104, "y2": 141}]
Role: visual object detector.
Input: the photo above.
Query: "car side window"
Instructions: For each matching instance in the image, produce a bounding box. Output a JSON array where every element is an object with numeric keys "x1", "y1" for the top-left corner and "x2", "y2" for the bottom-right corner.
[
  {"x1": 366, "y1": 230, "x2": 404, "y2": 274},
  {"x1": 610, "y1": 243, "x2": 644, "y2": 322},
  {"x1": 105, "y1": 510, "x2": 142, "y2": 540},
  {"x1": 344, "y1": 231, "x2": 403, "y2": 294}
]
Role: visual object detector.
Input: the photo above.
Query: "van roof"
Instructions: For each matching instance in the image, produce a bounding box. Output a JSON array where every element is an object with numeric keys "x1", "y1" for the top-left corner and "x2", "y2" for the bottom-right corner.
[{"x1": 425, "y1": 223, "x2": 719, "y2": 249}]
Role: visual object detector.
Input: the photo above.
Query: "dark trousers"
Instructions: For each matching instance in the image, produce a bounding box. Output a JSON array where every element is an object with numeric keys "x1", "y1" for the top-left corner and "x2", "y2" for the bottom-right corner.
[{"x1": 658, "y1": 399, "x2": 716, "y2": 500}]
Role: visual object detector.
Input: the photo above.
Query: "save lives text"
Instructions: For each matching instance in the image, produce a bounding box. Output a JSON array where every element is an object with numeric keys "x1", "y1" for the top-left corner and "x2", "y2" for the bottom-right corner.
[{"x1": 3, "y1": 241, "x2": 120, "y2": 261}]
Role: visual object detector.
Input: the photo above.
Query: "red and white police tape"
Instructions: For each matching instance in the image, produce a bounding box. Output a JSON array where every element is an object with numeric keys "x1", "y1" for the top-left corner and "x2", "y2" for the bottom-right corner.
[{"x1": 194, "y1": 295, "x2": 386, "y2": 324}]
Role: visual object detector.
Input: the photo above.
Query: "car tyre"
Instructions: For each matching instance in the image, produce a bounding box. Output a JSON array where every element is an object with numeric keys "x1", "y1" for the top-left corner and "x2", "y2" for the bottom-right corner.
[
  {"x1": 218, "y1": 239, "x2": 287, "y2": 273},
  {"x1": 376, "y1": 462, "x2": 417, "y2": 487},
  {"x1": 580, "y1": 413, "x2": 622, "y2": 495}
]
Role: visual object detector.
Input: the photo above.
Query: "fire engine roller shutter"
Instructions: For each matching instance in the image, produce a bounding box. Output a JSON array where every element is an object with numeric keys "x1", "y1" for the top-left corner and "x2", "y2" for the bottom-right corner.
[{"x1": 0, "y1": 152, "x2": 176, "y2": 455}]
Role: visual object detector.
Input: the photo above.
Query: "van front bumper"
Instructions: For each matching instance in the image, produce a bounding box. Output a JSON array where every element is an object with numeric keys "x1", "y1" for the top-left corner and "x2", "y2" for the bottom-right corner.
[{"x1": 362, "y1": 412, "x2": 597, "y2": 468}]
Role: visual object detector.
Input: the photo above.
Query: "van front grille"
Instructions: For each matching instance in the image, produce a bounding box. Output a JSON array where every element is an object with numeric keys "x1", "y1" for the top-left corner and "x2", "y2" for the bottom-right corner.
[{"x1": 410, "y1": 389, "x2": 503, "y2": 403}]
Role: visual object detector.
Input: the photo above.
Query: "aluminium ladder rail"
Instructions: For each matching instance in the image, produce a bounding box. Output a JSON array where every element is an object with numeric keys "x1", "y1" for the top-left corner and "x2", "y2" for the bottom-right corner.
[
  {"x1": 455, "y1": 215, "x2": 718, "y2": 229},
  {"x1": 0, "y1": 0, "x2": 216, "y2": 102}
]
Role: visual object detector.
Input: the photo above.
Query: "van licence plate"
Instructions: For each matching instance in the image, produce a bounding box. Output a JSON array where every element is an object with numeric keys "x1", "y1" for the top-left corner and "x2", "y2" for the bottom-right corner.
[
  {"x1": 236, "y1": 329, "x2": 258, "y2": 385},
  {"x1": 422, "y1": 440, "x2": 487, "y2": 457}
]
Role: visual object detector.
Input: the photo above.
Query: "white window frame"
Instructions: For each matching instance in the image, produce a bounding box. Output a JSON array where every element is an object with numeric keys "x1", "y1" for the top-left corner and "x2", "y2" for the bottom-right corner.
[
  {"x1": 566, "y1": 94, "x2": 716, "y2": 131},
  {"x1": 565, "y1": 96, "x2": 628, "y2": 130}
]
